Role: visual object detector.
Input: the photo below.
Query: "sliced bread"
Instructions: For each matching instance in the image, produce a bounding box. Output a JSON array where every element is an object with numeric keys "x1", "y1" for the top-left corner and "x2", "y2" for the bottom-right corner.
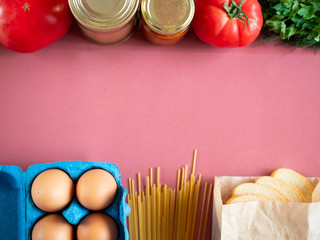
[
  {"x1": 271, "y1": 168, "x2": 314, "y2": 202},
  {"x1": 255, "y1": 176, "x2": 306, "y2": 202},
  {"x1": 232, "y1": 183, "x2": 289, "y2": 202},
  {"x1": 226, "y1": 194, "x2": 274, "y2": 204}
]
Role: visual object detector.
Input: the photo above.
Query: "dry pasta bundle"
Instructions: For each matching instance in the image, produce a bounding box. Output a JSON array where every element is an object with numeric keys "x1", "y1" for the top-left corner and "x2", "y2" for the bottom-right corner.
[{"x1": 127, "y1": 150, "x2": 212, "y2": 240}]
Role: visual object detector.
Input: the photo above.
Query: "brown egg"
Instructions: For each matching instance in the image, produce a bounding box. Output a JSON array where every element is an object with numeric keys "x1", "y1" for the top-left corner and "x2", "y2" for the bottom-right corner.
[
  {"x1": 32, "y1": 214, "x2": 74, "y2": 240},
  {"x1": 31, "y1": 169, "x2": 74, "y2": 212},
  {"x1": 77, "y1": 213, "x2": 119, "y2": 240},
  {"x1": 76, "y1": 169, "x2": 117, "y2": 210}
]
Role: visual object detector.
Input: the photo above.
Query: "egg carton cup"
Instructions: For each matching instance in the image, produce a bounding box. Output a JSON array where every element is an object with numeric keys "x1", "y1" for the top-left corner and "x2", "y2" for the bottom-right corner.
[{"x1": 0, "y1": 161, "x2": 130, "y2": 240}]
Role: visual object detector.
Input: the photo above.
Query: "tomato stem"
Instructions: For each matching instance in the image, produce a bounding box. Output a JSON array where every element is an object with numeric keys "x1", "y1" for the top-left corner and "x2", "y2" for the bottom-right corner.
[
  {"x1": 22, "y1": 2, "x2": 31, "y2": 11},
  {"x1": 223, "y1": 0, "x2": 250, "y2": 27}
]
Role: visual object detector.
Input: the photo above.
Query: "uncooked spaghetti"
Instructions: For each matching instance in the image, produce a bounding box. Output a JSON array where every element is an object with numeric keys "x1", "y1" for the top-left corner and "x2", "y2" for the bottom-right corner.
[{"x1": 127, "y1": 150, "x2": 213, "y2": 240}]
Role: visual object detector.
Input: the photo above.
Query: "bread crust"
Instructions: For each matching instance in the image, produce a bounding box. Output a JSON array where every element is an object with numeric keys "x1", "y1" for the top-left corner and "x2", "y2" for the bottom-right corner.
[
  {"x1": 255, "y1": 176, "x2": 306, "y2": 202},
  {"x1": 226, "y1": 194, "x2": 274, "y2": 204},
  {"x1": 232, "y1": 183, "x2": 289, "y2": 202},
  {"x1": 271, "y1": 168, "x2": 314, "y2": 202}
]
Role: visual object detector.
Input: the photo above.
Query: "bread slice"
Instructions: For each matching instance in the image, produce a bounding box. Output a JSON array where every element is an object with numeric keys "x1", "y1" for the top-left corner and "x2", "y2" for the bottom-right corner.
[
  {"x1": 232, "y1": 183, "x2": 289, "y2": 202},
  {"x1": 271, "y1": 168, "x2": 314, "y2": 202},
  {"x1": 226, "y1": 194, "x2": 274, "y2": 204},
  {"x1": 255, "y1": 176, "x2": 306, "y2": 202}
]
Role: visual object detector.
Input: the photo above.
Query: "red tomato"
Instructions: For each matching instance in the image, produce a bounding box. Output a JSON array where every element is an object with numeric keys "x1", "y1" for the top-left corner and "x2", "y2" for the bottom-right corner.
[
  {"x1": 192, "y1": 0, "x2": 263, "y2": 47},
  {"x1": 0, "y1": 0, "x2": 72, "y2": 53}
]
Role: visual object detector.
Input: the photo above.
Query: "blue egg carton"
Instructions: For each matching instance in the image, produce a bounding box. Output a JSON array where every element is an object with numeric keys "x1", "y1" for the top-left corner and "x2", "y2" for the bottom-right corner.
[{"x1": 0, "y1": 161, "x2": 130, "y2": 240}]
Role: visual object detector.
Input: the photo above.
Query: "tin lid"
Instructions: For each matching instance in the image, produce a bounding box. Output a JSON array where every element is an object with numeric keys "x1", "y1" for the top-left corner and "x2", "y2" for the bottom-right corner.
[
  {"x1": 69, "y1": 0, "x2": 139, "y2": 30},
  {"x1": 141, "y1": 0, "x2": 194, "y2": 35}
]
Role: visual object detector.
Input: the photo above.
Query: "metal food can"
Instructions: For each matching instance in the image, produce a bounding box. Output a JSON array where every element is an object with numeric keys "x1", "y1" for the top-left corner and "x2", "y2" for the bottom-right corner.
[
  {"x1": 69, "y1": 0, "x2": 140, "y2": 45},
  {"x1": 140, "y1": 0, "x2": 195, "y2": 46}
]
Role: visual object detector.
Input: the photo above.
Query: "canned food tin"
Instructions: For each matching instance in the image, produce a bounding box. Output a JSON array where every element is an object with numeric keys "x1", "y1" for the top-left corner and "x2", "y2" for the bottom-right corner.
[
  {"x1": 69, "y1": 0, "x2": 140, "y2": 45},
  {"x1": 141, "y1": 0, "x2": 195, "y2": 45}
]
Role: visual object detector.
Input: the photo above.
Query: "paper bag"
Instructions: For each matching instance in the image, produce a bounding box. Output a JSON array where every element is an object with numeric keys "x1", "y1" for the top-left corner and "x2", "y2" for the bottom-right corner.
[{"x1": 212, "y1": 176, "x2": 320, "y2": 240}]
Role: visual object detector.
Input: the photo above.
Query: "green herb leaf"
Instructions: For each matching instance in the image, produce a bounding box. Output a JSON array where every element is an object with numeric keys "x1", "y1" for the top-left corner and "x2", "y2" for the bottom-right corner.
[
  {"x1": 281, "y1": 0, "x2": 294, "y2": 9},
  {"x1": 297, "y1": 6, "x2": 317, "y2": 19}
]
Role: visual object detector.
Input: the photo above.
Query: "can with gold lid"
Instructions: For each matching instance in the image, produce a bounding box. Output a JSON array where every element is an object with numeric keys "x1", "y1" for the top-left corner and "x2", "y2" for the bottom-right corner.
[
  {"x1": 140, "y1": 0, "x2": 195, "y2": 46},
  {"x1": 69, "y1": 0, "x2": 140, "y2": 45}
]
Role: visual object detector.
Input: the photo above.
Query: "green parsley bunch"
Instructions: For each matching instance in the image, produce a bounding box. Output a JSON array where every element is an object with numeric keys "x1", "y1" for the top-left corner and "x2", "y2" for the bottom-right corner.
[{"x1": 260, "y1": 0, "x2": 320, "y2": 49}]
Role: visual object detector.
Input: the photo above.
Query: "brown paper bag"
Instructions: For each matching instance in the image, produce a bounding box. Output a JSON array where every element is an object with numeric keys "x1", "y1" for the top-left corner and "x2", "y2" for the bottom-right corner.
[{"x1": 212, "y1": 176, "x2": 320, "y2": 240}]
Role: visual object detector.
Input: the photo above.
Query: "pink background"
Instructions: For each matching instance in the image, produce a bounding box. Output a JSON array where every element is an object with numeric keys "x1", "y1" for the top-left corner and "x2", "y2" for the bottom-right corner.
[{"x1": 1, "y1": 23, "x2": 320, "y2": 238}]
